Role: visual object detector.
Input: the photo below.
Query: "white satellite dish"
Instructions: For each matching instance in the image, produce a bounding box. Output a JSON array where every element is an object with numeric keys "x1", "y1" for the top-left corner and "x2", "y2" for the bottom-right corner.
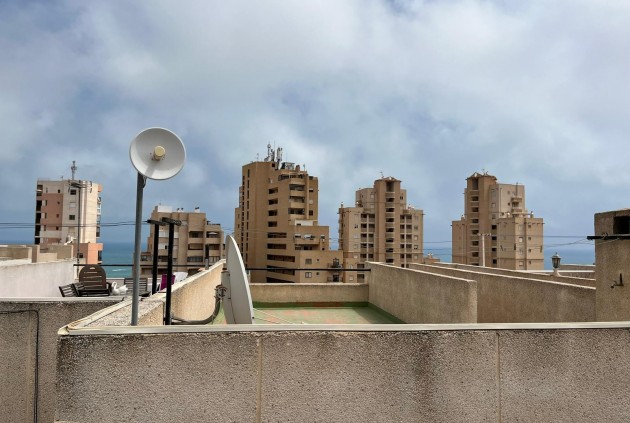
[
  {"x1": 223, "y1": 235, "x2": 254, "y2": 324},
  {"x1": 129, "y1": 127, "x2": 185, "y2": 180},
  {"x1": 128, "y1": 127, "x2": 185, "y2": 326}
]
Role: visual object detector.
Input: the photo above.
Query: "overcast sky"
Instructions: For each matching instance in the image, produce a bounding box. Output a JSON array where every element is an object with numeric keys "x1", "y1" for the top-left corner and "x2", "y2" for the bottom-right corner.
[{"x1": 1, "y1": 0, "x2": 628, "y2": 260}]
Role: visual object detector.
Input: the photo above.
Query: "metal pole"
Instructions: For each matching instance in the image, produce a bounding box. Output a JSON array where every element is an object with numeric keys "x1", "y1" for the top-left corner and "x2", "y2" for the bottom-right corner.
[
  {"x1": 147, "y1": 219, "x2": 165, "y2": 294},
  {"x1": 76, "y1": 182, "x2": 82, "y2": 267},
  {"x1": 162, "y1": 217, "x2": 181, "y2": 325},
  {"x1": 131, "y1": 173, "x2": 145, "y2": 326},
  {"x1": 480, "y1": 233, "x2": 485, "y2": 267}
]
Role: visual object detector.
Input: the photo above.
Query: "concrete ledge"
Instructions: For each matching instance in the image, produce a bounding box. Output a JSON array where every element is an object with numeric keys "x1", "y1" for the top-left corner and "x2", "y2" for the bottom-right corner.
[
  {"x1": 56, "y1": 322, "x2": 630, "y2": 423},
  {"x1": 250, "y1": 282, "x2": 368, "y2": 304}
]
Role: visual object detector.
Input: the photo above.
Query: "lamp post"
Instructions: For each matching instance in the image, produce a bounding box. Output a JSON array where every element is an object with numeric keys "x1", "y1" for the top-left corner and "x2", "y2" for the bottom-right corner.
[{"x1": 552, "y1": 252, "x2": 561, "y2": 276}]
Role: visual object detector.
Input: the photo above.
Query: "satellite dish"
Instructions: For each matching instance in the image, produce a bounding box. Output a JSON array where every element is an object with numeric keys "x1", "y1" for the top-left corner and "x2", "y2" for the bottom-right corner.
[
  {"x1": 129, "y1": 127, "x2": 185, "y2": 180},
  {"x1": 223, "y1": 235, "x2": 254, "y2": 324}
]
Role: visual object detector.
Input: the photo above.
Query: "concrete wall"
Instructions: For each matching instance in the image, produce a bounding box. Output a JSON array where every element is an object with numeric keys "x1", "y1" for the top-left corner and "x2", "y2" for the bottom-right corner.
[
  {"x1": 0, "y1": 259, "x2": 75, "y2": 297},
  {"x1": 369, "y1": 263, "x2": 477, "y2": 323},
  {"x1": 594, "y1": 209, "x2": 630, "y2": 321},
  {"x1": 81, "y1": 262, "x2": 225, "y2": 328},
  {"x1": 250, "y1": 283, "x2": 369, "y2": 305},
  {"x1": 55, "y1": 323, "x2": 630, "y2": 423},
  {"x1": 431, "y1": 261, "x2": 595, "y2": 287},
  {"x1": 0, "y1": 245, "x2": 32, "y2": 260},
  {"x1": 411, "y1": 263, "x2": 595, "y2": 323},
  {"x1": 0, "y1": 299, "x2": 120, "y2": 423}
]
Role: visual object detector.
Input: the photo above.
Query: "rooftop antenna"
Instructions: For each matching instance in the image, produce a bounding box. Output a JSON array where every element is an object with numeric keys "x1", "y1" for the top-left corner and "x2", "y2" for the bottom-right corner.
[
  {"x1": 129, "y1": 127, "x2": 186, "y2": 326},
  {"x1": 380, "y1": 170, "x2": 384, "y2": 178},
  {"x1": 71, "y1": 161, "x2": 77, "y2": 180}
]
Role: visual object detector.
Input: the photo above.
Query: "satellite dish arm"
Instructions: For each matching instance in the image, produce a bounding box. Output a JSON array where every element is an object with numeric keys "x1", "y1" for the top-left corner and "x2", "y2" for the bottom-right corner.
[{"x1": 171, "y1": 285, "x2": 227, "y2": 325}]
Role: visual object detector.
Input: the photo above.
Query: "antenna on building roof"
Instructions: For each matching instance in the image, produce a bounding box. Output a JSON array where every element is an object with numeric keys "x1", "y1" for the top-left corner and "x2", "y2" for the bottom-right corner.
[
  {"x1": 129, "y1": 127, "x2": 186, "y2": 326},
  {"x1": 71, "y1": 161, "x2": 77, "y2": 180},
  {"x1": 380, "y1": 170, "x2": 384, "y2": 178},
  {"x1": 277, "y1": 147, "x2": 283, "y2": 166}
]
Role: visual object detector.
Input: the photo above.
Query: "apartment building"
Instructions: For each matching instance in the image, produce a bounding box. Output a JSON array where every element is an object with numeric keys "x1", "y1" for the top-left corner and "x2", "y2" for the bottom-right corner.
[
  {"x1": 338, "y1": 177, "x2": 423, "y2": 281},
  {"x1": 140, "y1": 205, "x2": 224, "y2": 278},
  {"x1": 451, "y1": 172, "x2": 544, "y2": 270},
  {"x1": 234, "y1": 145, "x2": 343, "y2": 283},
  {"x1": 34, "y1": 178, "x2": 103, "y2": 264}
]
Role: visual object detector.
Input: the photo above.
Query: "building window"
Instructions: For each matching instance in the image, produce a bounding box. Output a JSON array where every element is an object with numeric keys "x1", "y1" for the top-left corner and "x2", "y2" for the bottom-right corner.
[
  {"x1": 70, "y1": 189, "x2": 77, "y2": 195},
  {"x1": 305, "y1": 272, "x2": 312, "y2": 278},
  {"x1": 305, "y1": 258, "x2": 312, "y2": 265},
  {"x1": 69, "y1": 215, "x2": 75, "y2": 220}
]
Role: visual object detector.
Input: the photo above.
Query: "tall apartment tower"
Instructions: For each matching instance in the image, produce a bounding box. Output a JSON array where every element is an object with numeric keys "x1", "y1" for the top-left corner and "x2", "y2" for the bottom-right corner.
[
  {"x1": 338, "y1": 177, "x2": 424, "y2": 281},
  {"x1": 34, "y1": 177, "x2": 103, "y2": 264},
  {"x1": 140, "y1": 205, "x2": 224, "y2": 278},
  {"x1": 234, "y1": 145, "x2": 343, "y2": 283},
  {"x1": 451, "y1": 172, "x2": 544, "y2": 270}
]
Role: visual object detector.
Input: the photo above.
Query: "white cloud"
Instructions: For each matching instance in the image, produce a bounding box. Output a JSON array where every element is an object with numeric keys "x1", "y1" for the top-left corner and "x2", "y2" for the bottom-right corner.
[{"x1": 1, "y1": 0, "x2": 629, "y2": 258}]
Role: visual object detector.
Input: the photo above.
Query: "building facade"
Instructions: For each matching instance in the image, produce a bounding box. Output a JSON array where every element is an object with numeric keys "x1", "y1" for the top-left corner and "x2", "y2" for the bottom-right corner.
[
  {"x1": 234, "y1": 145, "x2": 343, "y2": 283},
  {"x1": 339, "y1": 177, "x2": 424, "y2": 282},
  {"x1": 140, "y1": 205, "x2": 224, "y2": 278},
  {"x1": 451, "y1": 172, "x2": 544, "y2": 270},
  {"x1": 34, "y1": 178, "x2": 103, "y2": 265}
]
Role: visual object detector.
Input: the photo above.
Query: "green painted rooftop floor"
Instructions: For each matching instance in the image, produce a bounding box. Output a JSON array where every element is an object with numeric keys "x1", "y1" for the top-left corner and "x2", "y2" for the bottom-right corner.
[{"x1": 211, "y1": 306, "x2": 401, "y2": 325}]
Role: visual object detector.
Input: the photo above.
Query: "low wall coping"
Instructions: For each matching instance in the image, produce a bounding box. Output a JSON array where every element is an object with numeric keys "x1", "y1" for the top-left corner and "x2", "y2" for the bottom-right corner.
[{"x1": 59, "y1": 321, "x2": 630, "y2": 336}]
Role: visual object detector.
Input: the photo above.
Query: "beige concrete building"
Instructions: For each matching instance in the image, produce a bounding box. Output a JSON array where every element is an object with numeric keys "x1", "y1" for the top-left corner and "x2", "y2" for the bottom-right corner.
[
  {"x1": 338, "y1": 177, "x2": 423, "y2": 282},
  {"x1": 140, "y1": 205, "x2": 224, "y2": 277},
  {"x1": 34, "y1": 178, "x2": 103, "y2": 265},
  {"x1": 234, "y1": 145, "x2": 343, "y2": 283},
  {"x1": 452, "y1": 172, "x2": 544, "y2": 270}
]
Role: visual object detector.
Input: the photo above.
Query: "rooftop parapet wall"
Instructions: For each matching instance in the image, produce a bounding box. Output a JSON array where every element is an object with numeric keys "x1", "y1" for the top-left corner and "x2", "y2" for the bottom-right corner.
[
  {"x1": 411, "y1": 263, "x2": 595, "y2": 323},
  {"x1": 55, "y1": 323, "x2": 630, "y2": 423},
  {"x1": 0, "y1": 299, "x2": 120, "y2": 423},
  {"x1": 80, "y1": 261, "x2": 225, "y2": 328},
  {"x1": 0, "y1": 259, "x2": 75, "y2": 297},
  {"x1": 368, "y1": 263, "x2": 477, "y2": 323},
  {"x1": 431, "y1": 261, "x2": 595, "y2": 286},
  {"x1": 0, "y1": 245, "x2": 33, "y2": 260},
  {"x1": 250, "y1": 283, "x2": 368, "y2": 305}
]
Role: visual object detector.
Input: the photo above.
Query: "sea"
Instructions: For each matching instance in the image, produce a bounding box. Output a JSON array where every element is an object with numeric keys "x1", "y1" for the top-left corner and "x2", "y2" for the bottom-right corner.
[{"x1": 101, "y1": 241, "x2": 136, "y2": 278}]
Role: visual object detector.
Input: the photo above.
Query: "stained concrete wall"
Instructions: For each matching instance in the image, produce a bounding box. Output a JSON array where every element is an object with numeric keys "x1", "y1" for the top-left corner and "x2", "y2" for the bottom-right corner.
[
  {"x1": 368, "y1": 263, "x2": 477, "y2": 323},
  {"x1": 411, "y1": 263, "x2": 595, "y2": 323},
  {"x1": 250, "y1": 282, "x2": 369, "y2": 304},
  {"x1": 55, "y1": 323, "x2": 630, "y2": 423},
  {"x1": 0, "y1": 299, "x2": 120, "y2": 423},
  {"x1": 0, "y1": 260, "x2": 75, "y2": 297}
]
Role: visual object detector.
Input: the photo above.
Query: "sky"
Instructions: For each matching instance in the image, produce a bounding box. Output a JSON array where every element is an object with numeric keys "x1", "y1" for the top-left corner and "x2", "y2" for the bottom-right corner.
[{"x1": 1, "y1": 0, "x2": 629, "y2": 261}]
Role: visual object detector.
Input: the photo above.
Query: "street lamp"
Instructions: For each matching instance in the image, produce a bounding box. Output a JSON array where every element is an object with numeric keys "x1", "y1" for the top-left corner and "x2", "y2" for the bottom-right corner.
[{"x1": 551, "y1": 252, "x2": 561, "y2": 276}]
